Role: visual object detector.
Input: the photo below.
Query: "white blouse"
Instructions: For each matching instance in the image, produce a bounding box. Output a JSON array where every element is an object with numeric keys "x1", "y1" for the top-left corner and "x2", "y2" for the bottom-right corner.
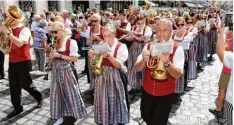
[
  {"x1": 132, "y1": 25, "x2": 152, "y2": 38},
  {"x1": 109, "y1": 38, "x2": 129, "y2": 64},
  {"x1": 58, "y1": 36, "x2": 78, "y2": 57}
]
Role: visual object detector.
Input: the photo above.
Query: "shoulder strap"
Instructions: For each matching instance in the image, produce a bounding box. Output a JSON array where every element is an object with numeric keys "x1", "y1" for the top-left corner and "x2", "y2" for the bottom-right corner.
[
  {"x1": 113, "y1": 42, "x2": 122, "y2": 58},
  {"x1": 170, "y1": 43, "x2": 178, "y2": 62},
  {"x1": 66, "y1": 38, "x2": 71, "y2": 54},
  {"x1": 147, "y1": 42, "x2": 152, "y2": 50},
  {"x1": 133, "y1": 26, "x2": 136, "y2": 31}
]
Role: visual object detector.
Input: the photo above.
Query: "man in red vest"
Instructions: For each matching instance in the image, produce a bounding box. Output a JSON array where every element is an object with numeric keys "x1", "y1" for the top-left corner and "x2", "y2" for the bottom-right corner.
[
  {"x1": 0, "y1": 8, "x2": 43, "y2": 119},
  {"x1": 135, "y1": 19, "x2": 185, "y2": 125}
]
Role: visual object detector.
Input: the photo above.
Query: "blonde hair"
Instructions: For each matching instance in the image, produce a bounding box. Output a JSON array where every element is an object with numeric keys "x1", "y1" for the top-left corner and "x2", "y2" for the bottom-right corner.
[
  {"x1": 51, "y1": 21, "x2": 67, "y2": 50},
  {"x1": 103, "y1": 23, "x2": 116, "y2": 35}
]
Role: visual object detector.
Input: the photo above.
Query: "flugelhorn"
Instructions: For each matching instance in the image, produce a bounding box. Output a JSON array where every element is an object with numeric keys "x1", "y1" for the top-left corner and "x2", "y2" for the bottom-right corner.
[
  {"x1": 147, "y1": 39, "x2": 173, "y2": 80},
  {"x1": 89, "y1": 42, "x2": 111, "y2": 75}
]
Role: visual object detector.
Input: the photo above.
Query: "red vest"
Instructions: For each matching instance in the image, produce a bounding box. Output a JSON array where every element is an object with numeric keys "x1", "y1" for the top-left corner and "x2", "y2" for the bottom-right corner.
[
  {"x1": 56, "y1": 38, "x2": 71, "y2": 60},
  {"x1": 102, "y1": 42, "x2": 122, "y2": 67},
  {"x1": 90, "y1": 26, "x2": 103, "y2": 40},
  {"x1": 9, "y1": 26, "x2": 31, "y2": 63},
  {"x1": 116, "y1": 22, "x2": 128, "y2": 38},
  {"x1": 143, "y1": 42, "x2": 178, "y2": 96}
]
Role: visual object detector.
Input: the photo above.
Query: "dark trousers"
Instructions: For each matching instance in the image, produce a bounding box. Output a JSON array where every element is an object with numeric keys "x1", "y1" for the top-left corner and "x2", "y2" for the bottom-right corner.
[
  {"x1": 140, "y1": 90, "x2": 175, "y2": 125},
  {"x1": 79, "y1": 36, "x2": 86, "y2": 57},
  {"x1": 84, "y1": 50, "x2": 90, "y2": 83},
  {"x1": 0, "y1": 51, "x2": 5, "y2": 78},
  {"x1": 9, "y1": 60, "x2": 43, "y2": 112}
]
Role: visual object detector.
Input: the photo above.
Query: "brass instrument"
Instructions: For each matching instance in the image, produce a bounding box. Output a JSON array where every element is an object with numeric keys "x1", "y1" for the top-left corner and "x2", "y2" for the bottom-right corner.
[
  {"x1": 147, "y1": 39, "x2": 169, "y2": 80},
  {"x1": 0, "y1": 6, "x2": 23, "y2": 54},
  {"x1": 144, "y1": 0, "x2": 155, "y2": 25},
  {"x1": 89, "y1": 42, "x2": 111, "y2": 75},
  {"x1": 90, "y1": 53, "x2": 103, "y2": 75}
]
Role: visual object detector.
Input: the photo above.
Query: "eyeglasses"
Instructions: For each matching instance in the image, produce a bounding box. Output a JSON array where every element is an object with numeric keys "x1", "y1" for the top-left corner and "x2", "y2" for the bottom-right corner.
[
  {"x1": 201, "y1": 18, "x2": 206, "y2": 20},
  {"x1": 187, "y1": 22, "x2": 193, "y2": 24},
  {"x1": 177, "y1": 23, "x2": 185, "y2": 27},
  {"x1": 210, "y1": 11, "x2": 215, "y2": 13},
  {"x1": 91, "y1": 20, "x2": 98, "y2": 23}
]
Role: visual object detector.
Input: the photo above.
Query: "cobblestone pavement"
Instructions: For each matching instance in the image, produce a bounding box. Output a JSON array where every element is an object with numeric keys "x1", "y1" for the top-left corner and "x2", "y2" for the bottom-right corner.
[{"x1": 0, "y1": 55, "x2": 225, "y2": 125}]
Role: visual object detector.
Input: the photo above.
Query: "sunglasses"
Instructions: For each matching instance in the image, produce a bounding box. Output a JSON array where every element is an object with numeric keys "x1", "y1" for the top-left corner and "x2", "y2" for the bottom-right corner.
[
  {"x1": 177, "y1": 23, "x2": 185, "y2": 27},
  {"x1": 201, "y1": 18, "x2": 206, "y2": 20},
  {"x1": 210, "y1": 11, "x2": 215, "y2": 13},
  {"x1": 187, "y1": 22, "x2": 193, "y2": 24},
  {"x1": 51, "y1": 29, "x2": 61, "y2": 34},
  {"x1": 91, "y1": 20, "x2": 98, "y2": 23}
]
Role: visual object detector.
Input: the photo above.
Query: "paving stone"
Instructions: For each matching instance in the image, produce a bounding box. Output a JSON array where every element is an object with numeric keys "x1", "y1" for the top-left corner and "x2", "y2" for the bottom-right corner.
[
  {"x1": 31, "y1": 115, "x2": 43, "y2": 121},
  {"x1": 16, "y1": 118, "x2": 28, "y2": 124},
  {"x1": 24, "y1": 120, "x2": 36, "y2": 125}
]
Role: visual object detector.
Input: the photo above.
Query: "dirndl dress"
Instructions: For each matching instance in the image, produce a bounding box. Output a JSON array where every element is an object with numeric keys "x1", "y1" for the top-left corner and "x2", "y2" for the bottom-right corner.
[
  {"x1": 207, "y1": 29, "x2": 218, "y2": 55},
  {"x1": 194, "y1": 32, "x2": 208, "y2": 62},
  {"x1": 187, "y1": 42, "x2": 197, "y2": 80},
  {"x1": 50, "y1": 60, "x2": 87, "y2": 119},
  {"x1": 93, "y1": 43, "x2": 129, "y2": 125},
  {"x1": 127, "y1": 26, "x2": 147, "y2": 88}
]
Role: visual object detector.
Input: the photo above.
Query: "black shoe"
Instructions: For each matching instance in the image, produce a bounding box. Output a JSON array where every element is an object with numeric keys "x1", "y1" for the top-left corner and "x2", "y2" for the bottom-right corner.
[
  {"x1": 7, "y1": 110, "x2": 22, "y2": 119},
  {"x1": 35, "y1": 100, "x2": 44, "y2": 108},
  {"x1": 209, "y1": 108, "x2": 223, "y2": 118}
]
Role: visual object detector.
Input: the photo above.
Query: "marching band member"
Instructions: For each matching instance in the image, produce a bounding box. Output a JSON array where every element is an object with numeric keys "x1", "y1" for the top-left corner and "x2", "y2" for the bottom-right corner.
[
  {"x1": 49, "y1": 21, "x2": 87, "y2": 125},
  {"x1": 0, "y1": 6, "x2": 44, "y2": 119},
  {"x1": 135, "y1": 18, "x2": 184, "y2": 125},
  {"x1": 86, "y1": 14, "x2": 104, "y2": 94},
  {"x1": 194, "y1": 14, "x2": 209, "y2": 70},
  {"x1": 88, "y1": 24, "x2": 129, "y2": 125},
  {"x1": 115, "y1": 14, "x2": 131, "y2": 49},
  {"x1": 124, "y1": 15, "x2": 152, "y2": 94},
  {"x1": 207, "y1": 6, "x2": 221, "y2": 62},
  {"x1": 172, "y1": 17, "x2": 193, "y2": 93}
]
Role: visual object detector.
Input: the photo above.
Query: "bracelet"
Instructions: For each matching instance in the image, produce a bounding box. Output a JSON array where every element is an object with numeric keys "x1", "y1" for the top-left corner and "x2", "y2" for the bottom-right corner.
[{"x1": 60, "y1": 54, "x2": 62, "y2": 59}]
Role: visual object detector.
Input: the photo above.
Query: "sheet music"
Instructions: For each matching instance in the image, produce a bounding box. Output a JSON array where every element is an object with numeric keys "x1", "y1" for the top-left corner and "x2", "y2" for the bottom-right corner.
[{"x1": 151, "y1": 41, "x2": 174, "y2": 55}]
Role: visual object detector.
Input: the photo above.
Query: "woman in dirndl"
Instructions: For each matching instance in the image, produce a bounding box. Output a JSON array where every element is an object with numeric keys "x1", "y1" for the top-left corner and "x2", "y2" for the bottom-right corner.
[
  {"x1": 207, "y1": 7, "x2": 221, "y2": 61},
  {"x1": 172, "y1": 17, "x2": 196, "y2": 94},
  {"x1": 49, "y1": 21, "x2": 87, "y2": 125},
  {"x1": 124, "y1": 15, "x2": 152, "y2": 93},
  {"x1": 88, "y1": 24, "x2": 129, "y2": 125},
  {"x1": 194, "y1": 14, "x2": 209, "y2": 70}
]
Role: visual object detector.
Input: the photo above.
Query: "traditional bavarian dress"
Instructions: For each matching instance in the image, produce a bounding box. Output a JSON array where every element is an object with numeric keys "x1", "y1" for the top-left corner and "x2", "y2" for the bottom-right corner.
[
  {"x1": 172, "y1": 27, "x2": 196, "y2": 93},
  {"x1": 50, "y1": 37, "x2": 87, "y2": 119},
  {"x1": 116, "y1": 21, "x2": 132, "y2": 50},
  {"x1": 127, "y1": 25, "x2": 152, "y2": 89},
  {"x1": 207, "y1": 15, "x2": 221, "y2": 56},
  {"x1": 93, "y1": 39, "x2": 129, "y2": 124},
  {"x1": 194, "y1": 21, "x2": 209, "y2": 64}
]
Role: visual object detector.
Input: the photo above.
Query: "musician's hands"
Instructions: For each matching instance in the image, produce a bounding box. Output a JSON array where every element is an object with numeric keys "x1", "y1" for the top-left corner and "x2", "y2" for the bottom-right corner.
[
  {"x1": 0, "y1": 25, "x2": 10, "y2": 34},
  {"x1": 49, "y1": 50, "x2": 60, "y2": 59},
  {"x1": 100, "y1": 51, "x2": 111, "y2": 58},
  {"x1": 88, "y1": 49, "x2": 95, "y2": 58},
  {"x1": 92, "y1": 34, "x2": 101, "y2": 41},
  {"x1": 142, "y1": 50, "x2": 150, "y2": 62},
  {"x1": 158, "y1": 52, "x2": 170, "y2": 63}
]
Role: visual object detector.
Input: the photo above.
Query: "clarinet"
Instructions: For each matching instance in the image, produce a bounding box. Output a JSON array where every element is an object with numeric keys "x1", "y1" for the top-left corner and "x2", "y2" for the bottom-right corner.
[{"x1": 44, "y1": 38, "x2": 56, "y2": 80}]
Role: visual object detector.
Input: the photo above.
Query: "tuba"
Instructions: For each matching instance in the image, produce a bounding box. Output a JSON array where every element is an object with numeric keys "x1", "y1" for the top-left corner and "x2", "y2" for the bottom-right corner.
[
  {"x1": 144, "y1": 0, "x2": 155, "y2": 25},
  {"x1": 147, "y1": 39, "x2": 173, "y2": 80},
  {"x1": 0, "y1": 5, "x2": 23, "y2": 54}
]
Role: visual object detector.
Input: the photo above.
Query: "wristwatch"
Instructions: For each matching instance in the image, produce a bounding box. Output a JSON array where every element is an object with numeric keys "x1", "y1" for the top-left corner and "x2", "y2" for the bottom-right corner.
[{"x1": 164, "y1": 61, "x2": 171, "y2": 68}]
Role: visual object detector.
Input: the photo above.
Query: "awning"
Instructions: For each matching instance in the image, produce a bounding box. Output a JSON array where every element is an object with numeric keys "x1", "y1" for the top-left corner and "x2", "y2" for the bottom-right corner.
[{"x1": 184, "y1": 2, "x2": 198, "y2": 8}]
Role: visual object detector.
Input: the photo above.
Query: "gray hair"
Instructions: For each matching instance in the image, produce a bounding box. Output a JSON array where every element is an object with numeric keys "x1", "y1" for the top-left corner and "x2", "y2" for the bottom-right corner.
[{"x1": 156, "y1": 18, "x2": 173, "y2": 29}]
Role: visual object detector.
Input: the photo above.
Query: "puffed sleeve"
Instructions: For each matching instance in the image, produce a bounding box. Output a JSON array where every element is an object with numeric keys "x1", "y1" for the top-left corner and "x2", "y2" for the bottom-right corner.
[
  {"x1": 69, "y1": 39, "x2": 79, "y2": 56},
  {"x1": 136, "y1": 43, "x2": 148, "y2": 63},
  {"x1": 144, "y1": 26, "x2": 153, "y2": 39},
  {"x1": 116, "y1": 44, "x2": 129, "y2": 64},
  {"x1": 172, "y1": 46, "x2": 185, "y2": 74},
  {"x1": 19, "y1": 27, "x2": 31, "y2": 44}
]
